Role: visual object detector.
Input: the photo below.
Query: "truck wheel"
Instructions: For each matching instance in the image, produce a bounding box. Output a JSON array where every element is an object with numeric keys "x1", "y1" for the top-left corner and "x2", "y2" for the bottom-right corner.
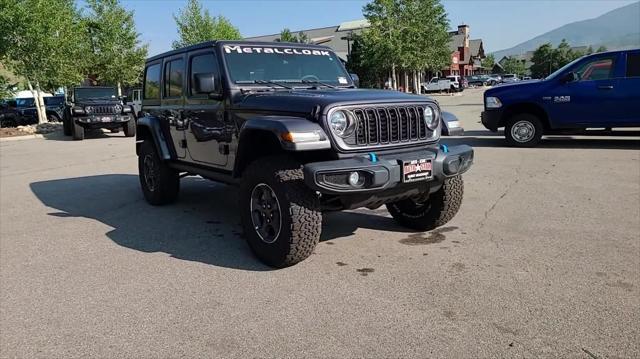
[
  {"x1": 123, "y1": 119, "x2": 136, "y2": 137},
  {"x1": 505, "y1": 113, "x2": 543, "y2": 147},
  {"x1": 138, "y1": 140, "x2": 179, "y2": 205},
  {"x1": 386, "y1": 175, "x2": 463, "y2": 231},
  {"x1": 72, "y1": 121, "x2": 84, "y2": 140},
  {"x1": 240, "y1": 155, "x2": 321, "y2": 268}
]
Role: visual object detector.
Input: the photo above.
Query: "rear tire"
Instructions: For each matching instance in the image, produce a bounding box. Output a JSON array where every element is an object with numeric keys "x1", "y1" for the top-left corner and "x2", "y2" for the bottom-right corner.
[
  {"x1": 138, "y1": 141, "x2": 180, "y2": 205},
  {"x1": 240, "y1": 155, "x2": 321, "y2": 268},
  {"x1": 72, "y1": 121, "x2": 84, "y2": 140},
  {"x1": 124, "y1": 119, "x2": 136, "y2": 137},
  {"x1": 63, "y1": 110, "x2": 72, "y2": 136},
  {"x1": 505, "y1": 113, "x2": 543, "y2": 147},
  {"x1": 387, "y1": 175, "x2": 464, "y2": 231}
]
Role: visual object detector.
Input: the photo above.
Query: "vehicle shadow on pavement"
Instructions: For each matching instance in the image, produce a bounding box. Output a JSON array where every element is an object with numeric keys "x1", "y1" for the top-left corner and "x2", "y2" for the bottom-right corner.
[
  {"x1": 29, "y1": 174, "x2": 404, "y2": 270},
  {"x1": 41, "y1": 130, "x2": 118, "y2": 141},
  {"x1": 443, "y1": 130, "x2": 640, "y2": 150}
]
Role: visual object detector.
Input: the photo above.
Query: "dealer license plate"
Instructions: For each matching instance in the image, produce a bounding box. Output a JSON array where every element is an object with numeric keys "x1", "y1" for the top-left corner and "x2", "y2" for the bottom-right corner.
[
  {"x1": 100, "y1": 116, "x2": 113, "y2": 122},
  {"x1": 402, "y1": 158, "x2": 433, "y2": 182}
]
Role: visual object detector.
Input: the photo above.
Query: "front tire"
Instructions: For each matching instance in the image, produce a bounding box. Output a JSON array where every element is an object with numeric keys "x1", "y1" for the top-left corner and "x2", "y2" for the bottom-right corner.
[
  {"x1": 240, "y1": 155, "x2": 321, "y2": 268},
  {"x1": 72, "y1": 121, "x2": 84, "y2": 140},
  {"x1": 138, "y1": 141, "x2": 180, "y2": 205},
  {"x1": 124, "y1": 119, "x2": 136, "y2": 137},
  {"x1": 387, "y1": 175, "x2": 464, "y2": 231},
  {"x1": 505, "y1": 113, "x2": 543, "y2": 147}
]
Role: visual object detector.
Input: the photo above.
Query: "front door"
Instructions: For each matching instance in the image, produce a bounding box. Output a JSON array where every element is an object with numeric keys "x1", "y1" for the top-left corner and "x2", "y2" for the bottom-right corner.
[
  {"x1": 547, "y1": 54, "x2": 620, "y2": 128},
  {"x1": 182, "y1": 50, "x2": 229, "y2": 167}
]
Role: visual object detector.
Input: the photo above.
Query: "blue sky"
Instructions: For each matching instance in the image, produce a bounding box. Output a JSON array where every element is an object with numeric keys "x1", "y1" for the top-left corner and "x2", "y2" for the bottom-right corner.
[{"x1": 120, "y1": 0, "x2": 638, "y2": 57}]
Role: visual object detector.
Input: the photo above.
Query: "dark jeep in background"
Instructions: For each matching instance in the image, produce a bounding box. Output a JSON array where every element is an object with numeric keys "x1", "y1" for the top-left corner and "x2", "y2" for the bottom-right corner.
[
  {"x1": 63, "y1": 86, "x2": 135, "y2": 140},
  {"x1": 136, "y1": 41, "x2": 474, "y2": 267}
]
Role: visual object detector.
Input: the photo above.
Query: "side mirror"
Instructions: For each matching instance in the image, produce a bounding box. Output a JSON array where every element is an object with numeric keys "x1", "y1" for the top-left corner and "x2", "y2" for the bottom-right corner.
[
  {"x1": 194, "y1": 73, "x2": 218, "y2": 94},
  {"x1": 562, "y1": 72, "x2": 578, "y2": 84},
  {"x1": 349, "y1": 73, "x2": 360, "y2": 87},
  {"x1": 120, "y1": 96, "x2": 128, "y2": 104}
]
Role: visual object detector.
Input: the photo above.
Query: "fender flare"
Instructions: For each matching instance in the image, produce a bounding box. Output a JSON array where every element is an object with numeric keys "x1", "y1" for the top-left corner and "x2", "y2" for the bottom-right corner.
[
  {"x1": 233, "y1": 116, "x2": 331, "y2": 177},
  {"x1": 136, "y1": 116, "x2": 173, "y2": 160},
  {"x1": 239, "y1": 116, "x2": 330, "y2": 151}
]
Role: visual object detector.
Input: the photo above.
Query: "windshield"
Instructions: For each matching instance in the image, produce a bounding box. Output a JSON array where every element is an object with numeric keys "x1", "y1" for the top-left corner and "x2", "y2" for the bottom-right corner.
[
  {"x1": 75, "y1": 87, "x2": 117, "y2": 100},
  {"x1": 222, "y1": 44, "x2": 351, "y2": 87},
  {"x1": 15, "y1": 98, "x2": 35, "y2": 108},
  {"x1": 44, "y1": 96, "x2": 64, "y2": 106},
  {"x1": 545, "y1": 56, "x2": 585, "y2": 80}
]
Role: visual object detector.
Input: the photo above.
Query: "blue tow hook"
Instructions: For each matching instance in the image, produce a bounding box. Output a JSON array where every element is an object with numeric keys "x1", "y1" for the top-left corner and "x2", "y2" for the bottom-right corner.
[
  {"x1": 368, "y1": 152, "x2": 378, "y2": 163},
  {"x1": 440, "y1": 144, "x2": 449, "y2": 153}
]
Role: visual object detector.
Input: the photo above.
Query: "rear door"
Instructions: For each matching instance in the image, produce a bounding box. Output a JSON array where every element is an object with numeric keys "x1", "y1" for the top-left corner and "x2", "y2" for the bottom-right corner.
[
  {"x1": 182, "y1": 49, "x2": 228, "y2": 167},
  {"x1": 616, "y1": 50, "x2": 640, "y2": 125},
  {"x1": 161, "y1": 55, "x2": 187, "y2": 158}
]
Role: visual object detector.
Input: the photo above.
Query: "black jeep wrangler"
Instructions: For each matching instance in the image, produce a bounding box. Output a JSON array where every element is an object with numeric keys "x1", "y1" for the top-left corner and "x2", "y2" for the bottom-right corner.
[
  {"x1": 63, "y1": 86, "x2": 135, "y2": 140},
  {"x1": 137, "y1": 41, "x2": 474, "y2": 267}
]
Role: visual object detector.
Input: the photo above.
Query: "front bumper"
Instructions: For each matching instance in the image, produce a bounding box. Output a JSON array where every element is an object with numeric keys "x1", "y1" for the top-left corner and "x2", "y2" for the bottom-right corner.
[
  {"x1": 75, "y1": 114, "x2": 132, "y2": 126},
  {"x1": 481, "y1": 109, "x2": 503, "y2": 132},
  {"x1": 303, "y1": 145, "x2": 474, "y2": 195}
]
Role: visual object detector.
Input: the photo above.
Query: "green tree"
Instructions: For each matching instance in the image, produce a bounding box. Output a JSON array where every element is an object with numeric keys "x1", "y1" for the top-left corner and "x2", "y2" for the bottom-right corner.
[
  {"x1": 529, "y1": 43, "x2": 554, "y2": 79},
  {"x1": 83, "y1": 0, "x2": 148, "y2": 95},
  {"x1": 277, "y1": 28, "x2": 298, "y2": 42},
  {"x1": 0, "y1": 75, "x2": 13, "y2": 99},
  {"x1": 276, "y1": 28, "x2": 310, "y2": 43},
  {"x1": 481, "y1": 53, "x2": 495, "y2": 70},
  {"x1": 347, "y1": 34, "x2": 386, "y2": 88},
  {"x1": 297, "y1": 31, "x2": 309, "y2": 44},
  {"x1": 363, "y1": 0, "x2": 450, "y2": 93},
  {"x1": 172, "y1": 0, "x2": 241, "y2": 49},
  {"x1": 1, "y1": 0, "x2": 86, "y2": 123},
  {"x1": 502, "y1": 56, "x2": 526, "y2": 76},
  {"x1": 596, "y1": 45, "x2": 608, "y2": 53}
]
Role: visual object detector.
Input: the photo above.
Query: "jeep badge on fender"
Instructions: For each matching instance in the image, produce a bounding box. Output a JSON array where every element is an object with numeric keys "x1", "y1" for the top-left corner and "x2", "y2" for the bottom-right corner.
[{"x1": 135, "y1": 41, "x2": 474, "y2": 268}]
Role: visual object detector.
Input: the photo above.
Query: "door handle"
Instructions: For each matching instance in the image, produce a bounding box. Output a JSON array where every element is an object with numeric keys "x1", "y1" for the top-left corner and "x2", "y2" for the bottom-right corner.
[{"x1": 598, "y1": 85, "x2": 614, "y2": 90}]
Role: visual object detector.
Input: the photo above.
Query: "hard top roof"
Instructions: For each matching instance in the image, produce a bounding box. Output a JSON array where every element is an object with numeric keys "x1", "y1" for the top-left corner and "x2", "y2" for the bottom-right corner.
[{"x1": 145, "y1": 40, "x2": 334, "y2": 63}]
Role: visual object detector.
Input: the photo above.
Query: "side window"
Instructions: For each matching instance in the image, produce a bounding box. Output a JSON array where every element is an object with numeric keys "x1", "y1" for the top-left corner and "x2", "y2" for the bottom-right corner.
[
  {"x1": 189, "y1": 53, "x2": 219, "y2": 96},
  {"x1": 144, "y1": 64, "x2": 161, "y2": 99},
  {"x1": 164, "y1": 59, "x2": 184, "y2": 98},
  {"x1": 626, "y1": 53, "x2": 640, "y2": 77},
  {"x1": 577, "y1": 58, "x2": 614, "y2": 81}
]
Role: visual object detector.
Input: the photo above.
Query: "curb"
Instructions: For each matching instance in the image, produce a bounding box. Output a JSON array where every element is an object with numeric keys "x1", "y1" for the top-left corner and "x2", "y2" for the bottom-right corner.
[{"x1": 0, "y1": 134, "x2": 45, "y2": 142}]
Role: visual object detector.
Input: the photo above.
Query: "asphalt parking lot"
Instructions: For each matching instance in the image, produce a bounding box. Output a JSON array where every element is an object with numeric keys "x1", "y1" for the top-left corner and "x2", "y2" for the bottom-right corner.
[{"x1": 1, "y1": 88, "x2": 638, "y2": 358}]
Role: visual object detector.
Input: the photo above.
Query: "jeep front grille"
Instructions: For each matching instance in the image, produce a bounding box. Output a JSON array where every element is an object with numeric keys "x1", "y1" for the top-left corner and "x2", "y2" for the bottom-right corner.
[
  {"x1": 338, "y1": 104, "x2": 436, "y2": 149},
  {"x1": 89, "y1": 105, "x2": 119, "y2": 115}
]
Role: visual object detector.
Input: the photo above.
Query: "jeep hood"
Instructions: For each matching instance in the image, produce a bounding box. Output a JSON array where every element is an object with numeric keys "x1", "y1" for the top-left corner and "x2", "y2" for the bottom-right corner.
[{"x1": 234, "y1": 89, "x2": 431, "y2": 115}]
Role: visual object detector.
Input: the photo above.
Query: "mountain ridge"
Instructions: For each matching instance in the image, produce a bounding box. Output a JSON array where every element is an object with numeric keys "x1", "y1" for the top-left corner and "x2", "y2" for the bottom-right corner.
[{"x1": 492, "y1": 2, "x2": 640, "y2": 59}]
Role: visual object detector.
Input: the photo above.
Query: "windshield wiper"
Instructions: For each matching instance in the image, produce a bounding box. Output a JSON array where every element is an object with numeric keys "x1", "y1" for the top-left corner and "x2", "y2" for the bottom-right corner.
[
  {"x1": 300, "y1": 79, "x2": 337, "y2": 89},
  {"x1": 236, "y1": 80, "x2": 292, "y2": 89}
]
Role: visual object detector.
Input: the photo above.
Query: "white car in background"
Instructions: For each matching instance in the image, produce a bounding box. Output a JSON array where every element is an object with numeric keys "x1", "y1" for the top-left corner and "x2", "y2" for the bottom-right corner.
[
  {"x1": 501, "y1": 74, "x2": 520, "y2": 83},
  {"x1": 445, "y1": 75, "x2": 464, "y2": 92}
]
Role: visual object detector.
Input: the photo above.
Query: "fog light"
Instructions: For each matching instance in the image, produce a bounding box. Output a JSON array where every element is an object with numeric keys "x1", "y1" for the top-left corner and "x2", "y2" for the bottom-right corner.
[{"x1": 348, "y1": 171, "x2": 360, "y2": 187}]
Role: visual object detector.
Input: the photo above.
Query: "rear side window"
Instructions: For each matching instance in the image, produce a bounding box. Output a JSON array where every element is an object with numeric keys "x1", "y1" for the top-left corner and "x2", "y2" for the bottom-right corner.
[
  {"x1": 164, "y1": 59, "x2": 184, "y2": 98},
  {"x1": 626, "y1": 53, "x2": 640, "y2": 77},
  {"x1": 577, "y1": 58, "x2": 614, "y2": 81},
  {"x1": 189, "y1": 53, "x2": 219, "y2": 96},
  {"x1": 144, "y1": 64, "x2": 161, "y2": 99}
]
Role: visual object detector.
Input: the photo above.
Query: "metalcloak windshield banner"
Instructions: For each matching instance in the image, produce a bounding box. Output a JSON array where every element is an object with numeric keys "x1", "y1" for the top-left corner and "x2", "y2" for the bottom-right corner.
[{"x1": 223, "y1": 45, "x2": 331, "y2": 57}]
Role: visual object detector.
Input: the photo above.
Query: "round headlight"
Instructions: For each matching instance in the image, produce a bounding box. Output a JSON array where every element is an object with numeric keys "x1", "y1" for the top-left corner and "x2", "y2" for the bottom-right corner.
[
  {"x1": 84, "y1": 106, "x2": 93, "y2": 114},
  {"x1": 423, "y1": 106, "x2": 438, "y2": 130},
  {"x1": 114, "y1": 104, "x2": 123, "y2": 113},
  {"x1": 329, "y1": 110, "x2": 355, "y2": 137}
]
